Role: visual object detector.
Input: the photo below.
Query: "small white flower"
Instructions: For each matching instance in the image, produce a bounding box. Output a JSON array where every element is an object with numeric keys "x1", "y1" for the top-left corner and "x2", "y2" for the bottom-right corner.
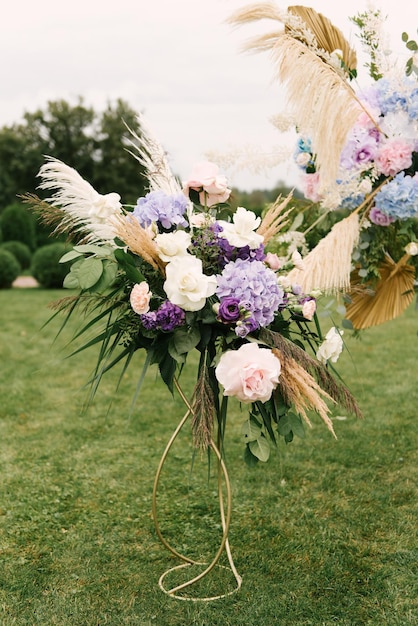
[
  {"x1": 316, "y1": 327, "x2": 344, "y2": 364},
  {"x1": 217, "y1": 206, "x2": 263, "y2": 249},
  {"x1": 155, "y1": 230, "x2": 191, "y2": 262},
  {"x1": 163, "y1": 255, "x2": 217, "y2": 312},
  {"x1": 405, "y1": 241, "x2": 418, "y2": 256}
]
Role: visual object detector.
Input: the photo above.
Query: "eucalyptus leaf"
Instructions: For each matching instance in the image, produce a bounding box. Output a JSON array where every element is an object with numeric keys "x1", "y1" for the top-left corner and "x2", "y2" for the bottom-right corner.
[
  {"x1": 277, "y1": 413, "x2": 293, "y2": 436},
  {"x1": 73, "y1": 244, "x2": 108, "y2": 256},
  {"x1": 241, "y1": 417, "x2": 262, "y2": 443},
  {"x1": 249, "y1": 436, "x2": 270, "y2": 462},
  {"x1": 63, "y1": 272, "x2": 80, "y2": 289},
  {"x1": 78, "y1": 258, "x2": 104, "y2": 290},
  {"x1": 88, "y1": 260, "x2": 118, "y2": 293},
  {"x1": 288, "y1": 413, "x2": 305, "y2": 439},
  {"x1": 60, "y1": 250, "x2": 83, "y2": 263}
]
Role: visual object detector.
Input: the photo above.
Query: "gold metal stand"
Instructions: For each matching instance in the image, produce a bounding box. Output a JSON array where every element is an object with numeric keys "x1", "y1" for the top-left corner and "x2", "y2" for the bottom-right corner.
[{"x1": 151, "y1": 379, "x2": 242, "y2": 601}]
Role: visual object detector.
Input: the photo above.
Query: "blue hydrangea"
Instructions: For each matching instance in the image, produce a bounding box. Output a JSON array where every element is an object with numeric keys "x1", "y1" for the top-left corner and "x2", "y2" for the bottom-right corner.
[
  {"x1": 133, "y1": 190, "x2": 188, "y2": 229},
  {"x1": 216, "y1": 258, "x2": 285, "y2": 331},
  {"x1": 408, "y1": 87, "x2": 418, "y2": 120},
  {"x1": 374, "y1": 78, "x2": 408, "y2": 115},
  {"x1": 374, "y1": 173, "x2": 418, "y2": 220}
]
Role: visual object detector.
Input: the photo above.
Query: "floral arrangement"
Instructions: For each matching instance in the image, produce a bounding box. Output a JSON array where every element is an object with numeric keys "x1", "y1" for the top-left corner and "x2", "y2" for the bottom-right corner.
[
  {"x1": 230, "y1": 4, "x2": 418, "y2": 330},
  {"x1": 28, "y1": 122, "x2": 361, "y2": 465}
]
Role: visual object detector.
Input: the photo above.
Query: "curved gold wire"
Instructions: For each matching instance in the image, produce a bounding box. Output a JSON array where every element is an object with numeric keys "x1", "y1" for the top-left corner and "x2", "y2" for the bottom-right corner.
[{"x1": 151, "y1": 378, "x2": 242, "y2": 600}]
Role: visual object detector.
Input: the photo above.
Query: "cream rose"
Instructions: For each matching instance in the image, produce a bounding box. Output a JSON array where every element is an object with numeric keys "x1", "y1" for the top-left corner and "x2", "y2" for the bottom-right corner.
[
  {"x1": 316, "y1": 327, "x2": 344, "y2": 364},
  {"x1": 163, "y1": 255, "x2": 217, "y2": 312},
  {"x1": 155, "y1": 230, "x2": 191, "y2": 262},
  {"x1": 405, "y1": 241, "x2": 418, "y2": 256},
  {"x1": 217, "y1": 206, "x2": 263, "y2": 249},
  {"x1": 130, "y1": 282, "x2": 152, "y2": 315},
  {"x1": 215, "y1": 342, "x2": 281, "y2": 404},
  {"x1": 302, "y1": 299, "x2": 316, "y2": 320}
]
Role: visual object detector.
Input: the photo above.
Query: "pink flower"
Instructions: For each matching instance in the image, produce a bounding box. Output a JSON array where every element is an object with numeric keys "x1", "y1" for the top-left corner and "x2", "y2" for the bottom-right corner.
[
  {"x1": 369, "y1": 207, "x2": 394, "y2": 226},
  {"x1": 182, "y1": 161, "x2": 231, "y2": 207},
  {"x1": 301, "y1": 172, "x2": 322, "y2": 202},
  {"x1": 215, "y1": 342, "x2": 281, "y2": 404},
  {"x1": 264, "y1": 252, "x2": 281, "y2": 270},
  {"x1": 302, "y1": 299, "x2": 316, "y2": 320},
  {"x1": 130, "y1": 282, "x2": 152, "y2": 315},
  {"x1": 375, "y1": 139, "x2": 413, "y2": 177}
]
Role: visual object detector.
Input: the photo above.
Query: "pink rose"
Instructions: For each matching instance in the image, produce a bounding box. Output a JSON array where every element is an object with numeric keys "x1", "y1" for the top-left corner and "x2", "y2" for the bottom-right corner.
[
  {"x1": 215, "y1": 342, "x2": 281, "y2": 404},
  {"x1": 302, "y1": 299, "x2": 316, "y2": 320},
  {"x1": 301, "y1": 172, "x2": 322, "y2": 203},
  {"x1": 130, "y1": 282, "x2": 152, "y2": 315},
  {"x1": 182, "y1": 161, "x2": 231, "y2": 207},
  {"x1": 265, "y1": 252, "x2": 281, "y2": 270},
  {"x1": 375, "y1": 139, "x2": 413, "y2": 177}
]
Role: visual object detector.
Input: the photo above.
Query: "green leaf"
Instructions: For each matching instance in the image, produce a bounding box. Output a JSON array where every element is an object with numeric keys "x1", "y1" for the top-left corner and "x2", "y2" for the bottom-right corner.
[
  {"x1": 277, "y1": 413, "x2": 293, "y2": 436},
  {"x1": 406, "y1": 40, "x2": 418, "y2": 51},
  {"x1": 285, "y1": 431, "x2": 294, "y2": 444},
  {"x1": 88, "y1": 259, "x2": 118, "y2": 293},
  {"x1": 114, "y1": 248, "x2": 145, "y2": 283},
  {"x1": 288, "y1": 412, "x2": 305, "y2": 439},
  {"x1": 78, "y1": 258, "x2": 104, "y2": 290},
  {"x1": 243, "y1": 444, "x2": 259, "y2": 467},
  {"x1": 170, "y1": 326, "x2": 201, "y2": 358},
  {"x1": 249, "y1": 436, "x2": 270, "y2": 462},
  {"x1": 63, "y1": 272, "x2": 80, "y2": 289},
  {"x1": 402, "y1": 32, "x2": 409, "y2": 42},
  {"x1": 241, "y1": 417, "x2": 262, "y2": 443},
  {"x1": 60, "y1": 250, "x2": 83, "y2": 263},
  {"x1": 73, "y1": 244, "x2": 108, "y2": 256}
]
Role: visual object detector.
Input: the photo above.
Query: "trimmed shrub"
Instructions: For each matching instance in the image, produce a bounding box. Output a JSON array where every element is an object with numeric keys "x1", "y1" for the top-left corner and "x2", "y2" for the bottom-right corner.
[
  {"x1": 0, "y1": 249, "x2": 21, "y2": 288},
  {"x1": 0, "y1": 241, "x2": 32, "y2": 270},
  {"x1": 0, "y1": 203, "x2": 36, "y2": 251},
  {"x1": 30, "y1": 243, "x2": 72, "y2": 288}
]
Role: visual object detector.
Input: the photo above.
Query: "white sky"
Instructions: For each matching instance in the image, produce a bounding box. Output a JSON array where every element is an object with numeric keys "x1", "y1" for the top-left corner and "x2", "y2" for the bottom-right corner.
[{"x1": 2, "y1": 0, "x2": 417, "y2": 190}]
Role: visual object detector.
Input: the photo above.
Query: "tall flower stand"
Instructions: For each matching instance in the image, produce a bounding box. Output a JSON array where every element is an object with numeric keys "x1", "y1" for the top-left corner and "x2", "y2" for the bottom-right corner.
[{"x1": 151, "y1": 380, "x2": 242, "y2": 601}]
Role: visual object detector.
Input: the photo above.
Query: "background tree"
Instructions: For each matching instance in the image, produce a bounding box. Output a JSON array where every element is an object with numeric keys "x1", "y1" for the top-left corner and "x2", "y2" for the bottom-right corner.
[{"x1": 0, "y1": 97, "x2": 148, "y2": 212}]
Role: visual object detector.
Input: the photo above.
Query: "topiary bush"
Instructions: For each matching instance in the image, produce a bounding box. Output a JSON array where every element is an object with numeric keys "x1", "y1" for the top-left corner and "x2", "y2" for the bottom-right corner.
[
  {"x1": 31, "y1": 243, "x2": 73, "y2": 289},
  {"x1": 0, "y1": 249, "x2": 21, "y2": 288},
  {"x1": 0, "y1": 203, "x2": 37, "y2": 251},
  {"x1": 0, "y1": 241, "x2": 32, "y2": 270}
]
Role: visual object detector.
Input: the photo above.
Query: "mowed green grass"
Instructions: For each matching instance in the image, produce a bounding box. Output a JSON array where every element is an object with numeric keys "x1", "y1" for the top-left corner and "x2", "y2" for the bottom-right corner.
[{"x1": 0, "y1": 288, "x2": 417, "y2": 625}]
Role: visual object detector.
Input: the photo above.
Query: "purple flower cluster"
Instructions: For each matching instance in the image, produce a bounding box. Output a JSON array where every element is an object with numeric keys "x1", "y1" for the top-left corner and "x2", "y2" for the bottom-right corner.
[
  {"x1": 217, "y1": 237, "x2": 265, "y2": 267},
  {"x1": 133, "y1": 190, "x2": 189, "y2": 229},
  {"x1": 216, "y1": 258, "x2": 285, "y2": 335},
  {"x1": 374, "y1": 173, "x2": 418, "y2": 220},
  {"x1": 141, "y1": 301, "x2": 186, "y2": 332}
]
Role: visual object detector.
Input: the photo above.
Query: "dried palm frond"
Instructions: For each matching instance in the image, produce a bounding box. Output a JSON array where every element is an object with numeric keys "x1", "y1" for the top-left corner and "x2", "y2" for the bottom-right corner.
[
  {"x1": 228, "y1": 3, "x2": 368, "y2": 191},
  {"x1": 287, "y1": 5, "x2": 357, "y2": 71},
  {"x1": 345, "y1": 254, "x2": 416, "y2": 330},
  {"x1": 287, "y1": 211, "x2": 360, "y2": 294},
  {"x1": 257, "y1": 191, "x2": 293, "y2": 243},
  {"x1": 36, "y1": 157, "x2": 123, "y2": 245},
  {"x1": 260, "y1": 328, "x2": 362, "y2": 418},
  {"x1": 272, "y1": 348, "x2": 337, "y2": 436},
  {"x1": 191, "y1": 362, "x2": 216, "y2": 450},
  {"x1": 112, "y1": 212, "x2": 165, "y2": 273}
]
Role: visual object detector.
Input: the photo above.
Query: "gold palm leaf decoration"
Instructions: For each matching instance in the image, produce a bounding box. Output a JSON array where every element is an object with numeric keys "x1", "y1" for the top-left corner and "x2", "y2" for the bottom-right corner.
[
  {"x1": 345, "y1": 254, "x2": 416, "y2": 330},
  {"x1": 287, "y1": 5, "x2": 357, "y2": 71},
  {"x1": 228, "y1": 3, "x2": 366, "y2": 191}
]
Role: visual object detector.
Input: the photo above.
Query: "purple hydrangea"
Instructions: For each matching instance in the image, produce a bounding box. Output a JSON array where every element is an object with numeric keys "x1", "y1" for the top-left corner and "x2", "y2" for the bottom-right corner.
[
  {"x1": 374, "y1": 173, "x2": 418, "y2": 220},
  {"x1": 133, "y1": 190, "x2": 189, "y2": 229},
  {"x1": 216, "y1": 258, "x2": 285, "y2": 332},
  {"x1": 140, "y1": 301, "x2": 185, "y2": 332}
]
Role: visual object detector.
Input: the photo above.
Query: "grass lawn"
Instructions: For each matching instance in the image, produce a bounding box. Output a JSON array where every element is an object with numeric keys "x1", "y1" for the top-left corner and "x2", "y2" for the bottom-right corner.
[{"x1": 0, "y1": 288, "x2": 417, "y2": 625}]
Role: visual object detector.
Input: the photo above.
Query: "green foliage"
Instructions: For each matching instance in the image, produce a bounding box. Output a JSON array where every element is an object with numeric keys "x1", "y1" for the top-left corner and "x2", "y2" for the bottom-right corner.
[
  {"x1": 0, "y1": 202, "x2": 36, "y2": 250},
  {"x1": 31, "y1": 243, "x2": 74, "y2": 288},
  {"x1": 402, "y1": 30, "x2": 418, "y2": 76},
  {"x1": 0, "y1": 97, "x2": 148, "y2": 211},
  {"x1": 0, "y1": 240, "x2": 32, "y2": 270},
  {"x1": 0, "y1": 248, "x2": 20, "y2": 288}
]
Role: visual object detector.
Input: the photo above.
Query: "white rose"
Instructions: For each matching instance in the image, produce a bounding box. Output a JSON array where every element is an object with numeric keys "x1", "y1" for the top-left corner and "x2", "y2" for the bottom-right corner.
[
  {"x1": 155, "y1": 230, "x2": 191, "y2": 262},
  {"x1": 316, "y1": 327, "x2": 344, "y2": 364},
  {"x1": 217, "y1": 206, "x2": 263, "y2": 249},
  {"x1": 405, "y1": 241, "x2": 418, "y2": 256},
  {"x1": 163, "y1": 255, "x2": 217, "y2": 311},
  {"x1": 89, "y1": 192, "x2": 122, "y2": 222}
]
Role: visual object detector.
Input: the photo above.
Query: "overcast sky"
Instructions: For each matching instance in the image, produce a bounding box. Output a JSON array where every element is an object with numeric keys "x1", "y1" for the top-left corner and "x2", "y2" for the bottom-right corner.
[{"x1": 2, "y1": 0, "x2": 417, "y2": 191}]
